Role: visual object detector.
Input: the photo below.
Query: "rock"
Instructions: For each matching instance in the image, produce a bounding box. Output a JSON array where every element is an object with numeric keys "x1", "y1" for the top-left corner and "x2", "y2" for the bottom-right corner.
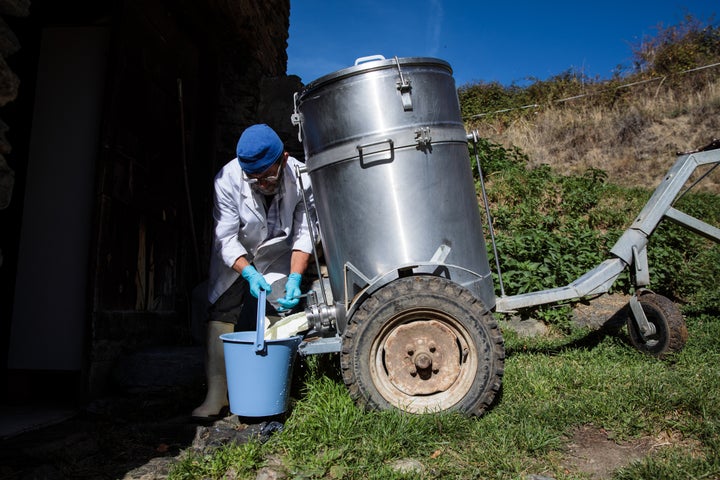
[
  {"x1": 255, "y1": 466, "x2": 285, "y2": 480},
  {"x1": 190, "y1": 415, "x2": 279, "y2": 453},
  {"x1": 389, "y1": 458, "x2": 424, "y2": 475},
  {"x1": 254, "y1": 454, "x2": 287, "y2": 480},
  {"x1": 572, "y1": 294, "x2": 629, "y2": 330},
  {"x1": 0, "y1": 117, "x2": 11, "y2": 154},
  {"x1": 0, "y1": 55, "x2": 19, "y2": 106},
  {"x1": 0, "y1": 16, "x2": 20, "y2": 56},
  {"x1": 0, "y1": 153, "x2": 13, "y2": 210},
  {"x1": 500, "y1": 294, "x2": 631, "y2": 339},
  {"x1": 503, "y1": 316, "x2": 549, "y2": 338}
]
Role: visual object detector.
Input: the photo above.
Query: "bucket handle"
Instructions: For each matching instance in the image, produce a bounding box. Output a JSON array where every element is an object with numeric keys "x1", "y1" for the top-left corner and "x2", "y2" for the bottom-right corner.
[{"x1": 255, "y1": 289, "x2": 267, "y2": 353}]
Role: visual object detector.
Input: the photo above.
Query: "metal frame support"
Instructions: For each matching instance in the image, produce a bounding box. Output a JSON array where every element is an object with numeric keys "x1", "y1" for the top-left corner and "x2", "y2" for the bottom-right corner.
[
  {"x1": 296, "y1": 144, "x2": 719, "y2": 352},
  {"x1": 495, "y1": 146, "x2": 720, "y2": 312},
  {"x1": 632, "y1": 245, "x2": 650, "y2": 287}
]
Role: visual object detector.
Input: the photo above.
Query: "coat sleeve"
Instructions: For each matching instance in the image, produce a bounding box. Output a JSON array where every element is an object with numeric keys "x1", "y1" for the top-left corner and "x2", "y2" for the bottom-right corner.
[{"x1": 213, "y1": 169, "x2": 249, "y2": 269}]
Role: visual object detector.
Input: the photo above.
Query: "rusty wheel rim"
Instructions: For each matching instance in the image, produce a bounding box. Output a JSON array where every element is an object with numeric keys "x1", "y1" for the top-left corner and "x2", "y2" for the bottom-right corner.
[{"x1": 369, "y1": 308, "x2": 478, "y2": 413}]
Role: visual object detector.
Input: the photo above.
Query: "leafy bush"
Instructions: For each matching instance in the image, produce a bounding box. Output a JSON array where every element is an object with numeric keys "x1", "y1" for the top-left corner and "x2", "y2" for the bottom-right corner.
[
  {"x1": 474, "y1": 138, "x2": 719, "y2": 328},
  {"x1": 632, "y1": 14, "x2": 720, "y2": 77},
  {"x1": 468, "y1": 136, "x2": 527, "y2": 176},
  {"x1": 458, "y1": 81, "x2": 530, "y2": 121},
  {"x1": 646, "y1": 192, "x2": 720, "y2": 303}
]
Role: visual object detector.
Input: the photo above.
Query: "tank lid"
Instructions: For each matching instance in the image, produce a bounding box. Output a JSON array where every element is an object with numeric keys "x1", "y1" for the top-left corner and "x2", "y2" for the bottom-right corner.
[{"x1": 300, "y1": 56, "x2": 453, "y2": 95}]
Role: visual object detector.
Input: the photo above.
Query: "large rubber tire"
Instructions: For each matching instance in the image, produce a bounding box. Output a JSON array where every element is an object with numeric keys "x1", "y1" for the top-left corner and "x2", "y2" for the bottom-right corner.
[
  {"x1": 626, "y1": 292, "x2": 688, "y2": 356},
  {"x1": 341, "y1": 276, "x2": 504, "y2": 415}
]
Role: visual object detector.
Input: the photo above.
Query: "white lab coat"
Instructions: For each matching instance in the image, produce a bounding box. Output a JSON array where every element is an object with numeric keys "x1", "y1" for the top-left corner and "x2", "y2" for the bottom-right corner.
[{"x1": 208, "y1": 156, "x2": 315, "y2": 304}]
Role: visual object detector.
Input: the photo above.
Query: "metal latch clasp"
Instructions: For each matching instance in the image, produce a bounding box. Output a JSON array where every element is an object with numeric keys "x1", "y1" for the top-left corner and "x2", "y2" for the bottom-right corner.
[
  {"x1": 291, "y1": 92, "x2": 303, "y2": 142},
  {"x1": 415, "y1": 127, "x2": 431, "y2": 147},
  {"x1": 394, "y1": 56, "x2": 412, "y2": 111}
]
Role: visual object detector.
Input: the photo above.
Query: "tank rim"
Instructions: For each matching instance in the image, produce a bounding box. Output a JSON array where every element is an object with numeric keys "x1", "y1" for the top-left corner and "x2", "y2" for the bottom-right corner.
[{"x1": 299, "y1": 56, "x2": 453, "y2": 97}]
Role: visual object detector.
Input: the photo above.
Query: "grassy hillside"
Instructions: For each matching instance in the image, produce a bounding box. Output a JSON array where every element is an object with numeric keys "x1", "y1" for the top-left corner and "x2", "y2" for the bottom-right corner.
[{"x1": 461, "y1": 16, "x2": 720, "y2": 193}]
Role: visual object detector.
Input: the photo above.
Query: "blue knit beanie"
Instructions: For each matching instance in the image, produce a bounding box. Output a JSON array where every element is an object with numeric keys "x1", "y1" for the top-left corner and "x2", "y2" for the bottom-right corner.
[{"x1": 236, "y1": 124, "x2": 283, "y2": 174}]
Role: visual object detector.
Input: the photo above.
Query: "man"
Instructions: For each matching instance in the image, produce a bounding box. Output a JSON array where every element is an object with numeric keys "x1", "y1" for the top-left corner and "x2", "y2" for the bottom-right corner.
[{"x1": 192, "y1": 124, "x2": 315, "y2": 419}]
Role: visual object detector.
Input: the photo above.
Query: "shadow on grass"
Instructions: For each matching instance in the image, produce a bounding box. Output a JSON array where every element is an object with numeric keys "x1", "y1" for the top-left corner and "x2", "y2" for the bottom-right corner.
[{"x1": 504, "y1": 306, "x2": 631, "y2": 357}]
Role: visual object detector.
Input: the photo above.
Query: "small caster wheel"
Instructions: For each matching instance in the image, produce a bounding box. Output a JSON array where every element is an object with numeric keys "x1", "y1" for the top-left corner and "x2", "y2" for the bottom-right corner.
[{"x1": 626, "y1": 291, "x2": 687, "y2": 356}]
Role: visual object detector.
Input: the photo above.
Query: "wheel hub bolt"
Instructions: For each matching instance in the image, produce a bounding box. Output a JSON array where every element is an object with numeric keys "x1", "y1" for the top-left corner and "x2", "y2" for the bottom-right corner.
[{"x1": 414, "y1": 352, "x2": 433, "y2": 370}]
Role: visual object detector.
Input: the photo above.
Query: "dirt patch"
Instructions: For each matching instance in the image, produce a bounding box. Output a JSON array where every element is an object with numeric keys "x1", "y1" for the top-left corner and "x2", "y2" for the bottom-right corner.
[
  {"x1": 571, "y1": 294, "x2": 630, "y2": 330},
  {"x1": 561, "y1": 425, "x2": 702, "y2": 479},
  {"x1": 562, "y1": 425, "x2": 651, "y2": 479}
]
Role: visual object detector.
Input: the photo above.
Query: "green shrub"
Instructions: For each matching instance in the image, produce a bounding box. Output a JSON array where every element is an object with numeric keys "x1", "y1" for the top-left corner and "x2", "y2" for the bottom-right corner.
[
  {"x1": 475, "y1": 138, "x2": 718, "y2": 328},
  {"x1": 468, "y1": 137, "x2": 527, "y2": 177},
  {"x1": 632, "y1": 14, "x2": 720, "y2": 77},
  {"x1": 647, "y1": 191, "x2": 720, "y2": 302}
]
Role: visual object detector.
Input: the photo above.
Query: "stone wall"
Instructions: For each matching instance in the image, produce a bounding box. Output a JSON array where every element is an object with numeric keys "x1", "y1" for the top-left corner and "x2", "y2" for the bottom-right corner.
[
  {"x1": 1, "y1": 0, "x2": 303, "y2": 400},
  {"x1": 0, "y1": 0, "x2": 28, "y2": 213},
  {"x1": 209, "y1": 0, "x2": 300, "y2": 169},
  {"x1": 85, "y1": 0, "x2": 299, "y2": 397}
]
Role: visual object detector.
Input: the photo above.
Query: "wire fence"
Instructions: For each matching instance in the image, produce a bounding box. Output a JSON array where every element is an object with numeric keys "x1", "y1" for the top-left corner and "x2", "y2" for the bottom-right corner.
[{"x1": 464, "y1": 61, "x2": 720, "y2": 120}]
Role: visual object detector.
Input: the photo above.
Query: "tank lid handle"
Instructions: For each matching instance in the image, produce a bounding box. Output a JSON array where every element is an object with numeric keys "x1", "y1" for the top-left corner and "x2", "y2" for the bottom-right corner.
[{"x1": 354, "y1": 55, "x2": 386, "y2": 65}]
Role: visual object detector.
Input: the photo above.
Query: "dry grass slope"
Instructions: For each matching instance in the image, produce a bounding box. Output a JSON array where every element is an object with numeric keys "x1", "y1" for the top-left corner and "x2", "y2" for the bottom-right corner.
[{"x1": 467, "y1": 74, "x2": 720, "y2": 193}]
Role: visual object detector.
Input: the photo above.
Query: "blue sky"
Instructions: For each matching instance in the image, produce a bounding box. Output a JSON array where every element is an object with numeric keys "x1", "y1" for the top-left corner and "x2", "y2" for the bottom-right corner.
[{"x1": 287, "y1": 1, "x2": 718, "y2": 87}]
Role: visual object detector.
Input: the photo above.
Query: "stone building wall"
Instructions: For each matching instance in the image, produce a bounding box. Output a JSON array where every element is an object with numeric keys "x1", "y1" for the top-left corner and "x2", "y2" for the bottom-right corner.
[
  {"x1": 0, "y1": 0, "x2": 28, "y2": 213},
  {"x1": 1, "y1": 0, "x2": 303, "y2": 401},
  {"x1": 85, "y1": 0, "x2": 301, "y2": 397},
  {"x1": 209, "y1": 0, "x2": 302, "y2": 168}
]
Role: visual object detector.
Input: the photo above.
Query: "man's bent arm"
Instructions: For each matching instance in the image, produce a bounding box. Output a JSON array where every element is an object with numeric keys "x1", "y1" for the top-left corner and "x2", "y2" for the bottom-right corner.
[{"x1": 290, "y1": 250, "x2": 311, "y2": 276}]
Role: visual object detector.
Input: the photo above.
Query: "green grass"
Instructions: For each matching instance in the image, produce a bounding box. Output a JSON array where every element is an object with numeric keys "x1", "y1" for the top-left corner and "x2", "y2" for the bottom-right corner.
[{"x1": 169, "y1": 312, "x2": 720, "y2": 479}]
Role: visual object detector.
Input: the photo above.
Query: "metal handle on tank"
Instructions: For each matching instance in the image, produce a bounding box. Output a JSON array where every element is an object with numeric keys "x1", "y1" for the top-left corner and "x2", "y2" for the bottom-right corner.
[
  {"x1": 357, "y1": 138, "x2": 395, "y2": 166},
  {"x1": 354, "y1": 55, "x2": 413, "y2": 111},
  {"x1": 354, "y1": 54, "x2": 386, "y2": 65}
]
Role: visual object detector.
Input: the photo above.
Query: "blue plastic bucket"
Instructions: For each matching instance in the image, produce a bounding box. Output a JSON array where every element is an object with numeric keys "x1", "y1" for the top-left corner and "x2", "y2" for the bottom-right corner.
[
  {"x1": 220, "y1": 289, "x2": 302, "y2": 416},
  {"x1": 220, "y1": 331, "x2": 301, "y2": 416}
]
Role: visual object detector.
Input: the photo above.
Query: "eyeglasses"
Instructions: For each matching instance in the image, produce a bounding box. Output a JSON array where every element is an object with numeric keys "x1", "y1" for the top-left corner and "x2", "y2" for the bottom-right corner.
[{"x1": 244, "y1": 154, "x2": 284, "y2": 185}]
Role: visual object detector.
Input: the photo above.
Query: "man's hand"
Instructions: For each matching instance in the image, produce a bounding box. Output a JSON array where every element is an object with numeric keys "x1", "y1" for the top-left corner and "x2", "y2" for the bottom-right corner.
[
  {"x1": 241, "y1": 265, "x2": 272, "y2": 298},
  {"x1": 277, "y1": 273, "x2": 302, "y2": 310}
]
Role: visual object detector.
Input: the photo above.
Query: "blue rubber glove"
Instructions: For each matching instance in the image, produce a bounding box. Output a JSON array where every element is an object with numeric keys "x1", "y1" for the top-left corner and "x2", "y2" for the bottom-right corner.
[
  {"x1": 241, "y1": 265, "x2": 272, "y2": 299},
  {"x1": 276, "y1": 273, "x2": 302, "y2": 310}
]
